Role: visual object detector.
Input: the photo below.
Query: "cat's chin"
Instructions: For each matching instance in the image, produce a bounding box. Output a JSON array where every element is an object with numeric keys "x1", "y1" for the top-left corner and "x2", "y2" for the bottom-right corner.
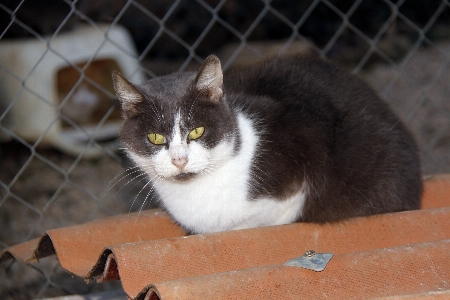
[{"x1": 172, "y1": 172, "x2": 197, "y2": 181}]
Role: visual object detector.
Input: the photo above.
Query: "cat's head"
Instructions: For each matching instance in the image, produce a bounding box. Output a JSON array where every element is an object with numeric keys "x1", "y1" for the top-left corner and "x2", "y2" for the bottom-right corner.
[{"x1": 113, "y1": 55, "x2": 238, "y2": 182}]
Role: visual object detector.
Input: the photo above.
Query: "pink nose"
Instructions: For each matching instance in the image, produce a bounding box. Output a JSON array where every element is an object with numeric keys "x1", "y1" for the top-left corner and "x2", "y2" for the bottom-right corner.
[{"x1": 172, "y1": 156, "x2": 188, "y2": 170}]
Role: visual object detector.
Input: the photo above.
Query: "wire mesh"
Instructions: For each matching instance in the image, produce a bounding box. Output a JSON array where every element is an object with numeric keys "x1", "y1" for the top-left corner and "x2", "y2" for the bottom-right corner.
[{"x1": 0, "y1": 0, "x2": 449, "y2": 299}]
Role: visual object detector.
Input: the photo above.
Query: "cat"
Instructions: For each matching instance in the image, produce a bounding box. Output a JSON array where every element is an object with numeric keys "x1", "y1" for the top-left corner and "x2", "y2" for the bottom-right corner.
[{"x1": 112, "y1": 54, "x2": 422, "y2": 234}]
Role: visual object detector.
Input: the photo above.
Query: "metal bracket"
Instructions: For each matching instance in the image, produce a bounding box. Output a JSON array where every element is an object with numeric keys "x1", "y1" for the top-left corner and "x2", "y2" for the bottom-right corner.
[{"x1": 284, "y1": 250, "x2": 333, "y2": 272}]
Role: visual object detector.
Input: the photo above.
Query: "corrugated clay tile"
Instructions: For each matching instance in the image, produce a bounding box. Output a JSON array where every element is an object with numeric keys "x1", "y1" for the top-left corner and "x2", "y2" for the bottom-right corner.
[
  {"x1": 0, "y1": 238, "x2": 41, "y2": 263},
  {"x1": 0, "y1": 209, "x2": 186, "y2": 276},
  {"x1": 139, "y1": 239, "x2": 450, "y2": 300},
  {"x1": 1, "y1": 174, "x2": 447, "y2": 267},
  {"x1": 1, "y1": 174, "x2": 449, "y2": 299},
  {"x1": 88, "y1": 206, "x2": 450, "y2": 298},
  {"x1": 372, "y1": 289, "x2": 450, "y2": 299}
]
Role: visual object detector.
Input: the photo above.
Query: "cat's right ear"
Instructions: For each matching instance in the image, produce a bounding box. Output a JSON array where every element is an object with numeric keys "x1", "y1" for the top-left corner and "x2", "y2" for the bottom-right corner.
[
  {"x1": 112, "y1": 71, "x2": 143, "y2": 118},
  {"x1": 194, "y1": 55, "x2": 223, "y2": 103}
]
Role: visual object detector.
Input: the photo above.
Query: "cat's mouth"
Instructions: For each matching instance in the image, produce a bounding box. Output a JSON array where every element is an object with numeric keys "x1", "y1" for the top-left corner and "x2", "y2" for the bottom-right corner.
[{"x1": 173, "y1": 172, "x2": 197, "y2": 181}]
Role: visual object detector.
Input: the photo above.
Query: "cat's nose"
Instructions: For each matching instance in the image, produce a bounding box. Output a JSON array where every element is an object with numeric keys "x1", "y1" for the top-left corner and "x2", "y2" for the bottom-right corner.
[{"x1": 172, "y1": 156, "x2": 188, "y2": 170}]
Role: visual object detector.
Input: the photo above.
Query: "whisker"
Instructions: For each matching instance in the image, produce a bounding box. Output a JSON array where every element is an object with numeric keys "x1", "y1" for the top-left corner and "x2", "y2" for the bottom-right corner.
[
  {"x1": 132, "y1": 175, "x2": 162, "y2": 226},
  {"x1": 128, "y1": 173, "x2": 161, "y2": 214},
  {"x1": 129, "y1": 178, "x2": 154, "y2": 214},
  {"x1": 99, "y1": 166, "x2": 142, "y2": 200},
  {"x1": 110, "y1": 170, "x2": 147, "y2": 197},
  {"x1": 188, "y1": 93, "x2": 201, "y2": 120}
]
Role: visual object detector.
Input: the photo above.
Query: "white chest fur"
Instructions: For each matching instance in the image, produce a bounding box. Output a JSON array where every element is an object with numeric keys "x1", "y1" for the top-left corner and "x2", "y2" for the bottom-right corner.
[{"x1": 129, "y1": 113, "x2": 306, "y2": 233}]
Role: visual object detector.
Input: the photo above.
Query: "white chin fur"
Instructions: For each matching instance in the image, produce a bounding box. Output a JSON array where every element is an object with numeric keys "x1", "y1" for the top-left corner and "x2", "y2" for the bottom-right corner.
[{"x1": 127, "y1": 113, "x2": 306, "y2": 233}]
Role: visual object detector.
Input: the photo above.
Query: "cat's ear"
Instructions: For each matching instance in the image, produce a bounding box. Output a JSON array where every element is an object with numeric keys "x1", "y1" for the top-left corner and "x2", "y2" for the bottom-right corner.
[
  {"x1": 112, "y1": 71, "x2": 143, "y2": 118},
  {"x1": 194, "y1": 55, "x2": 223, "y2": 103}
]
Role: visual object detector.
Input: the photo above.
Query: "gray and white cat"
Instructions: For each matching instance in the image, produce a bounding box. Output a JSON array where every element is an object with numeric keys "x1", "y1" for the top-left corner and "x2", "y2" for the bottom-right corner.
[{"x1": 112, "y1": 54, "x2": 422, "y2": 234}]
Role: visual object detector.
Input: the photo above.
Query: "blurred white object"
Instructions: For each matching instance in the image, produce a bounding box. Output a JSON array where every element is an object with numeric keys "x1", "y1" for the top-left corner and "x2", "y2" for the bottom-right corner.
[{"x1": 0, "y1": 23, "x2": 144, "y2": 158}]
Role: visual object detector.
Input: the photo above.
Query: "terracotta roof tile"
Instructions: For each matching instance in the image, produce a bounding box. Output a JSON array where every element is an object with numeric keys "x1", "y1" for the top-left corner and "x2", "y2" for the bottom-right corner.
[
  {"x1": 140, "y1": 240, "x2": 450, "y2": 300},
  {"x1": 1, "y1": 175, "x2": 449, "y2": 299}
]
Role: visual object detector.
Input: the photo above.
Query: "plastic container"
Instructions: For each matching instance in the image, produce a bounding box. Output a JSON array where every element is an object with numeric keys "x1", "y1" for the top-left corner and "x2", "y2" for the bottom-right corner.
[{"x1": 0, "y1": 23, "x2": 144, "y2": 157}]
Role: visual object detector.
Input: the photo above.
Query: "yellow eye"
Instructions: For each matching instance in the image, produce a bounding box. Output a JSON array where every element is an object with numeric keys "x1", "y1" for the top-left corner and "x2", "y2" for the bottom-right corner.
[
  {"x1": 188, "y1": 126, "x2": 205, "y2": 140},
  {"x1": 147, "y1": 133, "x2": 166, "y2": 145}
]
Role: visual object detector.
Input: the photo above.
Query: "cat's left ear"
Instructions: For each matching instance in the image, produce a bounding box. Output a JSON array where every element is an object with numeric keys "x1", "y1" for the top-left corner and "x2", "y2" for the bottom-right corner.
[
  {"x1": 112, "y1": 71, "x2": 143, "y2": 118},
  {"x1": 194, "y1": 55, "x2": 223, "y2": 103}
]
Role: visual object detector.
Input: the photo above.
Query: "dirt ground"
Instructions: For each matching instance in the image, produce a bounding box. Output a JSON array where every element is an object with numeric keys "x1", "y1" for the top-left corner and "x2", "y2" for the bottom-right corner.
[{"x1": 1, "y1": 41, "x2": 450, "y2": 299}]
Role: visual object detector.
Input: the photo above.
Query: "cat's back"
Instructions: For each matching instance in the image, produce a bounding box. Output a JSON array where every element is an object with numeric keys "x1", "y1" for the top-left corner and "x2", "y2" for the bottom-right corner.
[
  {"x1": 224, "y1": 55, "x2": 422, "y2": 222},
  {"x1": 226, "y1": 55, "x2": 383, "y2": 112}
]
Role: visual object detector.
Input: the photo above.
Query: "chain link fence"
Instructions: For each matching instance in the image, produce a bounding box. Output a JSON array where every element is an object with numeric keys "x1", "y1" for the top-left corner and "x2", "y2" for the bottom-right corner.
[{"x1": 1, "y1": 0, "x2": 450, "y2": 298}]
